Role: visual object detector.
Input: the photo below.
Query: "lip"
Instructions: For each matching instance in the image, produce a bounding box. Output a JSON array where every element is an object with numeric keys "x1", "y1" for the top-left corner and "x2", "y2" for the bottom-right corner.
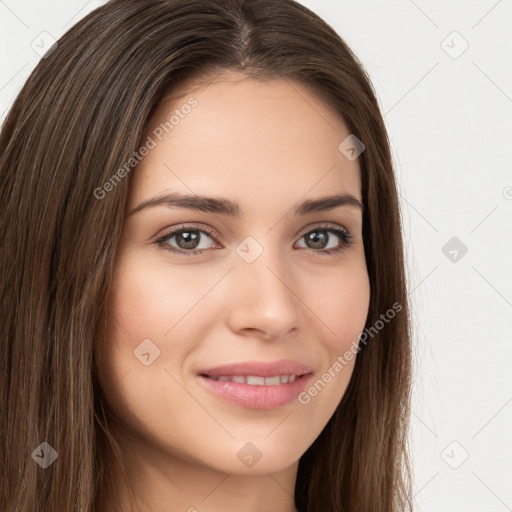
[
  {"x1": 198, "y1": 359, "x2": 313, "y2": 378},
  {"x1": 196, "y1": 359, "x2": 313, "y2": 410}
]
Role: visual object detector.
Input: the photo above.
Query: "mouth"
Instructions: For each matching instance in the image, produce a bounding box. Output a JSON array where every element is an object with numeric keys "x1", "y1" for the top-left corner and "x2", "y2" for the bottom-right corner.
[
  {"x1": 200, "y1": 373, "x2": 304, "y2": 385},
  {"x1": 196, "y1": 360, "x2": 313, "y2": 410}
]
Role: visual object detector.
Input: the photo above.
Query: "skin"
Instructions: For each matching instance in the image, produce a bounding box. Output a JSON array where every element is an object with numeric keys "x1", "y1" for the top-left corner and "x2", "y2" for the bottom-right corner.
[{"x1": 95, "y1": 70, "x2": 370, "y2": 512}]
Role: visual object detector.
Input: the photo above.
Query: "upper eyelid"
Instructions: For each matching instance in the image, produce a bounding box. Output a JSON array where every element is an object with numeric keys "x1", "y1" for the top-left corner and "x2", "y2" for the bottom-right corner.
[
  {"x1": 156, "y1": 224, "x2": 217, "y2": 242},
  {"x1": 156, "y1": 222, "x2": 350, "y2": 245}
]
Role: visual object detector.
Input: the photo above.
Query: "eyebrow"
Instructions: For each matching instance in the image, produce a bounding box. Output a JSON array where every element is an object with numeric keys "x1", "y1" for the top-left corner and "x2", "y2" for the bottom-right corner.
[{"x1": 129, "y1": 192, "x2": 364, "y2": 217}]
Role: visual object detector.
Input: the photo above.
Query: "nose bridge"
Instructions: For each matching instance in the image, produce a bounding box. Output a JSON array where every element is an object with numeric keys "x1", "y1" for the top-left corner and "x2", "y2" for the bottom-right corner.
[{"x1": 228, "y1": 234, "x2": 300, "y2": 335}]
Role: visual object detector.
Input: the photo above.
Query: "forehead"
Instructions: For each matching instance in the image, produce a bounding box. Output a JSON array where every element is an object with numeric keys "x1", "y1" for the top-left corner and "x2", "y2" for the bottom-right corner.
[{"x1": 128, "y1": 71, "x2": 362, "y2": 213}]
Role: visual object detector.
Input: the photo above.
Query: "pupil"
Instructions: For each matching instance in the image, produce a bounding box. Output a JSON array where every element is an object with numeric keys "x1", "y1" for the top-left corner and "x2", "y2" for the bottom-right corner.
[
  {"x1": 308, "y1": 231, "x2": 327, "y2": 249},
  {"x1": 173, "y1": 230, "x2": 331, "y2": 251},
  {"x1": 177, "y1": 231, "x2": 199, "y2": 249}
]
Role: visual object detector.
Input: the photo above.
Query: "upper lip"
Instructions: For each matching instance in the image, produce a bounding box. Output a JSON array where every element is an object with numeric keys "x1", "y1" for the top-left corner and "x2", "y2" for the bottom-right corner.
[{"x1": 199, "y1": 359, "x2": 313, "y2": 378}]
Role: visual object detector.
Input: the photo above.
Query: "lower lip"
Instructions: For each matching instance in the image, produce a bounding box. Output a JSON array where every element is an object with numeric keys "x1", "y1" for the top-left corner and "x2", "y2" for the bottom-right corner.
[{"x1": 197, "y1": 374, "x2": 312, "y2": 410}]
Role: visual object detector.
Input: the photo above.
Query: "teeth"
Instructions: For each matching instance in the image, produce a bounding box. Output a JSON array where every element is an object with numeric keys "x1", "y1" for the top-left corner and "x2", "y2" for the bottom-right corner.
[
  {"x1": 247, "y1": 376, "x2": 265, "y2": 385},
  {"x1": 208, "y1": 374, "x2": 300, "y2": 385}
]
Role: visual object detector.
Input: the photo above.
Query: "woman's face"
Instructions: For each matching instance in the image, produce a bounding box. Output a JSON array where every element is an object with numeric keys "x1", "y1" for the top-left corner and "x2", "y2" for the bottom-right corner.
[{"x1": 96, "y1": 71, "x2": 370, "y2": 477}]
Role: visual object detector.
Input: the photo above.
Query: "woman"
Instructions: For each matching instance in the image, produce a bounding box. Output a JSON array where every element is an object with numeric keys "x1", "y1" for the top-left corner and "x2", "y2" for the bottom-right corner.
[{"x1": 0, "y1": 0, "x2": 413, "y2": 510}]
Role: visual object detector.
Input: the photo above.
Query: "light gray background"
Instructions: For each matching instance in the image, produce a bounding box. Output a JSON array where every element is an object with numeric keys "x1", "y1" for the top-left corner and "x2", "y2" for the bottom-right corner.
[{"x1": 1, "y1": 1, "x2": 511, "y2": 510}]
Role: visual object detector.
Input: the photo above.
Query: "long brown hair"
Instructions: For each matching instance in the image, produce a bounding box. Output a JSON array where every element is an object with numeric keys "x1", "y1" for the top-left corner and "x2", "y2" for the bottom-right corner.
[{"x1": 0, "y1": 1, "x2": 413, "y2": 510}]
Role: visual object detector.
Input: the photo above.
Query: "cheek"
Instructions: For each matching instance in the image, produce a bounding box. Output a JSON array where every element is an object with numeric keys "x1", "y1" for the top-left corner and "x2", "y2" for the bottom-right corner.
[
  {"x1": 108, "y1": 257, "x2": 204, "y2": 334},
  {"x1": 297, "y1": 262, "x2": 370, "y2": 411},
  {"x1": 95, "y1": 254, "x2": 209, "y2": 437},
  {"x1": 308, "y1": 261, "x2": 370, "y2": 353},
  {"x1": 97, "y1": 250, "x2": 229, "y2": 395},
  {"x1": 104, "y1": 249, "x2": 227, "y2": 356}
]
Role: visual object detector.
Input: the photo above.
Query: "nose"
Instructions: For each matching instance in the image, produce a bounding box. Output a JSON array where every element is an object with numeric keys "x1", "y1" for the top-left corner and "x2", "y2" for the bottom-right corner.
[{"x1": 225, "y1": 243, "x2": 300, "y2": 340}]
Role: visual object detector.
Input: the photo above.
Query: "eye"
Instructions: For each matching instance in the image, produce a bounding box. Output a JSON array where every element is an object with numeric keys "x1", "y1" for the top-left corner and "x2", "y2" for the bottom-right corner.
[
  {"x1": 155, "y1": 224, "x2": 218, "y2": 255},
  {"x1": 155, "y1": 223, "x2": 353, "y2": 256},
  {"x1": 295, "y1": 223, "x2": 353, "y2": 255}
]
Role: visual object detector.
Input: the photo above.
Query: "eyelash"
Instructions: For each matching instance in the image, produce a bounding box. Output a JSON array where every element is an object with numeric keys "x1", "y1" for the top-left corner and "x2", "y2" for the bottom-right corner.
[{"x1": 155, "y1": 223, "x2": 353, "y2": 257}]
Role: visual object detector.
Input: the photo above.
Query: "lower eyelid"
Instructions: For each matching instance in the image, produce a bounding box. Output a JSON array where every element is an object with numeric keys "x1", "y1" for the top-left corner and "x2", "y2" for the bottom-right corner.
[
  {"x1": 156, "y1": 225, "x2": 352, "y2": 254},
  {"x1": 297, "y1": 228, "x2": 351, "y2": 249}
]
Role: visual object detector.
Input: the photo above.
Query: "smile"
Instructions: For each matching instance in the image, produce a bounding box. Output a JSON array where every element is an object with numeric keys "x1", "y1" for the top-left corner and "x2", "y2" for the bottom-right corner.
[{"x1": 206, "y1": 374, "x2": 297, "y2": 385}]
